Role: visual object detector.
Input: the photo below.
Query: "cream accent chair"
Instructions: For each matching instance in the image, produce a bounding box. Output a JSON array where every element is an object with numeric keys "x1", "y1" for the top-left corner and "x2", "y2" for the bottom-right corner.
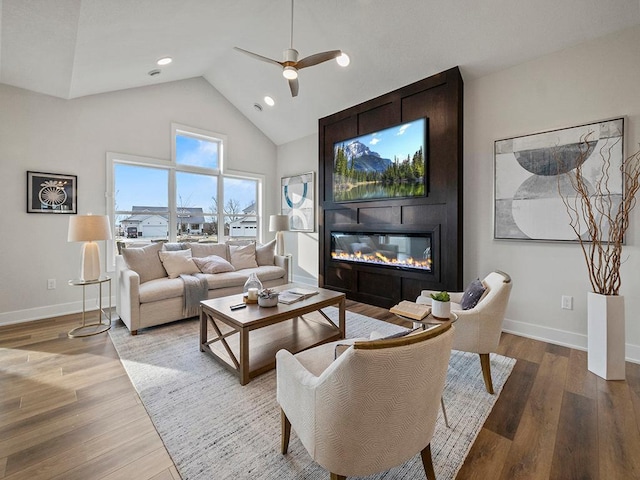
[
  {"x1": 276, "y1": 322, "x2": 454, "y2": 480},
  {"x1": 417, "y1": 270, "x2": 512, "y2": 394}
]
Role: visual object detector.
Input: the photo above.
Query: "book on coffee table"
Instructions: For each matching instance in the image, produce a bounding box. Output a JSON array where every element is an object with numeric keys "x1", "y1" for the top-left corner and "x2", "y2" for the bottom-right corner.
[
  {"x1": 389, "y1": 300, "x2": 431, "y2": 320},
  {"x1": 278, "y1": 288, "x2": 319, "y2": 305}
]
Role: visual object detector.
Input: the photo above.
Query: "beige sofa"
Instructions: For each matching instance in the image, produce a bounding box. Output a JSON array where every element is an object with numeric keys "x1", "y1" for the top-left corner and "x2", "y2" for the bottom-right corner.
[{"x1": 116, "y1": 240, "x2": 288, "y2": 335}]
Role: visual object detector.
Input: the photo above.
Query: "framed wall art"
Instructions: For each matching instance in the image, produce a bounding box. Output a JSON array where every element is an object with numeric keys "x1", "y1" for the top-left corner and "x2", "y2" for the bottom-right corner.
[
  {"x1": 494, "y1": 118, "x2": 624, "y2": 241},
  {"x1": 27, "y1": 171, "x2": 77, "y2": 214},
  {"x1": 281, "y1": 172, "x2": 315, "y2": 232}
]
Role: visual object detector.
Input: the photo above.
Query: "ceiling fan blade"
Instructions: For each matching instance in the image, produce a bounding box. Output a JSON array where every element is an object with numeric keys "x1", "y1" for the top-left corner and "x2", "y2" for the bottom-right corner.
[
  {"x1": 234, "y1": 47, "x2": 283, "y2": 67},
  {"x1": 296, "y1": 50, "x2": 342, "y2": 69},
  {"x1": 288, "y1": 77, "x2": 299, "y2": 97}
]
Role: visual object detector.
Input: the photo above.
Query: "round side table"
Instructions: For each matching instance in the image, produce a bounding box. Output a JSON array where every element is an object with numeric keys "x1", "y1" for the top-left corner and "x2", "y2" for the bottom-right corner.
[{"x1": 68, "y1": 275, "x2": 112, "y2": 338}]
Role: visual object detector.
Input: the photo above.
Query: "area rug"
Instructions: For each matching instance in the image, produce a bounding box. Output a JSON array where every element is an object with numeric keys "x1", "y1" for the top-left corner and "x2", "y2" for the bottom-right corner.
[{"x1": 109, "y1": 308, "x2": 515, "y2": 480}]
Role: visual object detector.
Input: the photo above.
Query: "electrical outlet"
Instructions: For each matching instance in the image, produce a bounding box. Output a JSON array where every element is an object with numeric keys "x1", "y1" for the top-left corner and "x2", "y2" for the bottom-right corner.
[
  {"x1": 561, "y1": 295, "x2": 573, "y2": 310},
  {"x1": 47, "y1": 278, "x2": 56, "y2": 290}
]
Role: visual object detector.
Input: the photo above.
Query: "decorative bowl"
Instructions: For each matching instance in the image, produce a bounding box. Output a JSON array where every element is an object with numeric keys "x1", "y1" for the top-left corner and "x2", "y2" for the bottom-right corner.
[{"x1": 258, "y1": 293, "x2": 279, "y2": 307}]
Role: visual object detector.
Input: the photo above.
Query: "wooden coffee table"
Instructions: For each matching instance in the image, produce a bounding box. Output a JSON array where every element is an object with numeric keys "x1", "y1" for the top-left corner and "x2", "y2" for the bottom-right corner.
[{"x1": 199, "y1": 284, "x2": 346, "y2": 385}]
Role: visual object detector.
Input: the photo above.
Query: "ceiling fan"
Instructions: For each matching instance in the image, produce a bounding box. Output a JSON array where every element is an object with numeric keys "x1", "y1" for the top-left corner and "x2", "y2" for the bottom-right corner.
[{"x1": 234, "y1": 0, "x2": 350, "y2": 97}]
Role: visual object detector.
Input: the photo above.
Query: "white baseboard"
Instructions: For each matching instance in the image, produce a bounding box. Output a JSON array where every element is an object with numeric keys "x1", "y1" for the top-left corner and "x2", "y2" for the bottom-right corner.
[
  {"x1": 0, "y1": 296, "x2": 115, "y2": 327},
  {"x1": 502, "y1": 317, "x2": 640, "y2": 365}
]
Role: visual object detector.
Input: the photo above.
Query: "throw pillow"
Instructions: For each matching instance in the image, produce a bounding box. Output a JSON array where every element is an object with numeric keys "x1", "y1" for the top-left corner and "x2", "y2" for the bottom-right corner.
[
  {"x1": 158, "y1": 249, "x2": 200, "y2": 279},
  {"x1": 186, "y1": 242, "x2": 229, "y2": 260},
  {"x1": 192, "y1": 255, "x2": 235, "y2": 274},
  {"x1": 256, "y1": 239, "x2": 276, "y2": 266},
  {"x1": 460, "y1": 278, "x2": 487, "y2": 310},
  {"x1": 121, "y1": 242, "x2": 166, "y2": 283},
  {"x1": 229, "y1": 243, "x2": 258, "y2": 270}
]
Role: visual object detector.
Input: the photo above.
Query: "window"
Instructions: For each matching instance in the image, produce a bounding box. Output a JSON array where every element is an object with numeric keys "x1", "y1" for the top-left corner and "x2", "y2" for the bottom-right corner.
[
  {"x1": 107, "y1": 124, "x2": 262, "y2": 267},
  {"x1": 224, "y1": 177, "x2": 258, "y2": 240}
]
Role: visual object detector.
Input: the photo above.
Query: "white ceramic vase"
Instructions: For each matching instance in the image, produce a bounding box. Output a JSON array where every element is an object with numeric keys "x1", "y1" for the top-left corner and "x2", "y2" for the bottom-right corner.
[
  {"x1": 431, "y1": 300, "x2": 451, "y2": 319},
  {"x1": 587, "y1": 292, "x2": 625, "y2": 380}
]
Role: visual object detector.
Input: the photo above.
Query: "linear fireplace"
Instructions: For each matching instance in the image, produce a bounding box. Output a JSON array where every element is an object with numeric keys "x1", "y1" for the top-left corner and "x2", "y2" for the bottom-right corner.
[{"x1": 330, "y1": 232, "x2": 432, "y2": 272}]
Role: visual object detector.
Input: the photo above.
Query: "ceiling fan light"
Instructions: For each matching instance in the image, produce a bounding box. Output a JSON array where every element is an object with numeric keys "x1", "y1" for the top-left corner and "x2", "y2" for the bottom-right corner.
[
  {"x1": 336, "y1": 52, "x2": 350, "y2": 67},
  {"x1": 283, "y1": 66, "x2": 298, "y2": 80}
]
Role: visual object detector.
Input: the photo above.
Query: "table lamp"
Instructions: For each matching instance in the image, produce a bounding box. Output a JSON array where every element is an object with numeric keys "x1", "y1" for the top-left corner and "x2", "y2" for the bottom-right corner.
[
  {"x1": 68, "y1": 214, "x2": 112, "y2": 281},
  {"x1": 269, "y1": 214, "x2": 290, "y2": 256}
]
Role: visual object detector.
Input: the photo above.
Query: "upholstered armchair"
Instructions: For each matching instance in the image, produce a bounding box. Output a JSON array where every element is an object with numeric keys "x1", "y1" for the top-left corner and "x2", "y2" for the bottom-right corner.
[
  {"x1": 417, "y1": 270, "x2": 512, "y2": 394},
  {"x1": 276, "y1": 323, "x2": 454, "y2": 480}
]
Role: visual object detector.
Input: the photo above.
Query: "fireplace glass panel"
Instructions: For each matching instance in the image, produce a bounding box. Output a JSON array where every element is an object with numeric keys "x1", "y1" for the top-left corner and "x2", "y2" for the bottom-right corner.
[{"x1": 331, "y1": 232, "x2": 432, "y2": 272}]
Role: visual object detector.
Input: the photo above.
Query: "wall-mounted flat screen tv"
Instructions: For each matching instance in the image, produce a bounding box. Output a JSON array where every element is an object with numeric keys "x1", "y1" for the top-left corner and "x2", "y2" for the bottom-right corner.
[{"x1": 332, "y1": 117, "x2": 427, "y2": 203}]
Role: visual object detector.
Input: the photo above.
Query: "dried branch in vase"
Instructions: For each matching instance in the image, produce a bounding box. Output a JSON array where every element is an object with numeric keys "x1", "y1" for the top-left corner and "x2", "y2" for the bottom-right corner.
[{"x1": 558, "y1": 133, "x2": 640, "y2": 295}]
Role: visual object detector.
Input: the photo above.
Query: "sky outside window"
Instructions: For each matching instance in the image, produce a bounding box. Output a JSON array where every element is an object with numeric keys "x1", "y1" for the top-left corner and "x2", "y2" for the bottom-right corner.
[
  {"x1": 176, "y1": 134, "x2": 219, "y2": 169},
  {"x1": 177, "y1": 172, "x2": 218, "y2": 213},
  {"x1": 115, "y1": 164, "x2": 168, "y2": 211}
]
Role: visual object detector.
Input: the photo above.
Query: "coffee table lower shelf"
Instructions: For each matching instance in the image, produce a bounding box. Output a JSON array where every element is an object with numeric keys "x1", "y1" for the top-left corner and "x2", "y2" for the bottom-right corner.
[{"x1": 201, "y1": 314, "x2": 341, "y2": 384}]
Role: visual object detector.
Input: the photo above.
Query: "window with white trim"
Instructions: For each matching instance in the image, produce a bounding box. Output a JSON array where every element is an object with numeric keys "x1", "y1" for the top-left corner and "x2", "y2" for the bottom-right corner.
[{"x1": 107, "y1": 124, "x2": 262, "y2": 266}]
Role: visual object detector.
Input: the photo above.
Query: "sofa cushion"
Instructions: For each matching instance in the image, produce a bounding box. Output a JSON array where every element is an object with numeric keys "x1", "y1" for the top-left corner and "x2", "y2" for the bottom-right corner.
[
  {"x1": 192, "y1": 255, "x2": 235, "y2": 274},
  {"x1": 121, "y1": 242, "x2": 166, "y2": 283},
  {"x1": 226, "y1": 239, "x2": 255, "y2": 246},
  {"x1": 162, "y1": 242, "x2": 187, "y2": 251},
  {"x1": 187, "y1": 242, "x2": 229, "y2": 259},
  {"x1": 239, "y1": 266, "x2": 286, "y2": 283},
  {"x1": 256, "y1": 239, "x2": 276, "y2": 266},
  {"x1": 200, "y1": 266, "x2": 286, "y2": 290},
  {"x1": 200, "y1": 271, "x2": 250, "y2": 290},
  {"x1": 229, "y1": 243, "x2": 258, "y2": 270},
  {"x1": 139, "y1": 277, "x2": 185, "y2": 303},
  {"x1": 158, "y1": 249, "x2": 200, "y2": 279}
]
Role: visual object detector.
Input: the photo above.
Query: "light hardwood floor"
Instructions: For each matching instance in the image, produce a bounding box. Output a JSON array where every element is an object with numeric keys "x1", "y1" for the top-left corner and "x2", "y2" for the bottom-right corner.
[{"x1": 1, "y1": 301, "x2": 639, "y2": 479}]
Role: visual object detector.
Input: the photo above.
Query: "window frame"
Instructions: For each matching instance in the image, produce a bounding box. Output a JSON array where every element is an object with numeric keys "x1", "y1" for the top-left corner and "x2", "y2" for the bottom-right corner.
[{"x1": 105, "y1": 125, "x2": 264, "y2": 270}]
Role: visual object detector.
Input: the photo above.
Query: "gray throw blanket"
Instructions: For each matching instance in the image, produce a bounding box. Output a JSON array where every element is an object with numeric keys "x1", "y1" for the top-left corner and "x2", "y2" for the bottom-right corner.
[{"x1": 180, "y1": 273, "x2": 209, "y2": 317}]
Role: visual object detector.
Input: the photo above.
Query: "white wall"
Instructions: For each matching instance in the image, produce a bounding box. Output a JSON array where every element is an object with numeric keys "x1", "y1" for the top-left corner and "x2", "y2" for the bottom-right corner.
[
  {"x1": 0, "y1": 77, "x2": 277, "y2": 325},
  {"x1": 465, "y1": 24, "x2": 640, "y2": 362},
  {"x1": 276, "y1": 25, "x2": 640, "y2": 361},
  {"x1": 277, "y1": 133, "x2": 319, "y2": 286}
]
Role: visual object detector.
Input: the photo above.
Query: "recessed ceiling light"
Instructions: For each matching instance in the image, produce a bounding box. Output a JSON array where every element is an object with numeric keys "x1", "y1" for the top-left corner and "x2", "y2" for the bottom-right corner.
[
  {"x1": 148, "y1": 69, "x2": 161, "y2": 77},
  {"x1": 264, "y1": 96, "x2": 275, "y2": 107},
  {"x1": 253, "y1": 103, "x2": 263, "y2": 112},
  {"x1": 336, "y1": 52, "x2": 350, "y2": 67},
  {"x1": 157, "y1": 57, "x2": 173, "y2": 66}
]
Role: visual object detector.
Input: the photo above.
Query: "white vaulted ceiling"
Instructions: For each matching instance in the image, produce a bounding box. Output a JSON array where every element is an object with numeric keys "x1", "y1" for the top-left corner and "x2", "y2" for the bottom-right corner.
[{"x1": 1, "y1": 0, "x2": 639, "y2": 145}]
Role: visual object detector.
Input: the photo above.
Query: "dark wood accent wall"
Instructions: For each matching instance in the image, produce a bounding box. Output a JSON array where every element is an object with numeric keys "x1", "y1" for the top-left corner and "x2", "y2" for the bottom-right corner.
[{"x1": 318, "y1": 67, "x2": 463, "y2": 308}]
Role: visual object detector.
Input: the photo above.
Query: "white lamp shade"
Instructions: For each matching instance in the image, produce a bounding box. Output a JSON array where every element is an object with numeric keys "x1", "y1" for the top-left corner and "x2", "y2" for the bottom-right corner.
[
  {"x1": 68, "y1": 215, "x2": 112, "y2": 281},
  {"x1": 269, "y1": 214, "x2": 290, "y2": 232},
  {"x1": 68, "y1": 215, "x2": 112, "y2": 242}
]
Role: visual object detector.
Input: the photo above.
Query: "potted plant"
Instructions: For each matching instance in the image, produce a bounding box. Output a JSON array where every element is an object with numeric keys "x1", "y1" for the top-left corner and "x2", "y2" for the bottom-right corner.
[
  {"x1": 258, "y1": 288, "x2": 279, "y2": 308},
  {"x1": 558, "y1": 132, "x2": 640, "y2": 380},
  {"x1": 430, "y1": 291, "x2": 451, "y2": 319}
]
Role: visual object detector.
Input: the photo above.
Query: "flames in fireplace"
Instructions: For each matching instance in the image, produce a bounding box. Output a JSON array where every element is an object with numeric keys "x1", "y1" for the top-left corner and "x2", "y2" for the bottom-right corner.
[
  {"x1": 331, "y1": 250, "x2": 432, "y2": 271},
  {"x1": 330, "y1": 232, "x2": 433, "y2": 272}
]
